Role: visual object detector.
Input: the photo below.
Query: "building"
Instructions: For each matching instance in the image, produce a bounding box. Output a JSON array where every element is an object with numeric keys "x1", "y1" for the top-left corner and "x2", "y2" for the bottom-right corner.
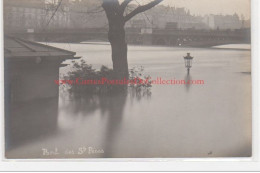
[
  {"x1": 4, "y1": 36, "x2": 78, "y2": 102},
  {"x1": 4, "y1": 0, "x2": 71, "y2": 33},
  {"x1": 4, "y1": 0, "x2": 46, "y2": 33},
  {"x1": 204, "y1": 13, "x2": 242, "y2": 30},
  {"x1": 125, "y1": 5, "x2": 209, "y2": 30},
  {"x1": 68, "y1": 0, "x2": 107, "y2": 29},
  {"x1": 45, "y1": 0, "x2": 71, "y2": 29},
  {"x1": 125, "y1": 5, "x2": 245, "y2": 31},
  {"x1": 3, "y1": 0, "x2": 247, "y2": 33},
  {"x1": 4, "y1": 36, "x2": 79, "y2": 149}
]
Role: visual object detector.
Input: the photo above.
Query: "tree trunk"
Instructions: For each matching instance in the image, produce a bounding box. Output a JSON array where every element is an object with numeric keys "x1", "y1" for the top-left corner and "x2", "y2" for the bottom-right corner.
[
  {"x1": 108, "y1": 18, "x2": 129, "y2": 80},
  {"x1": 102, "y1": 0, "x2": 163, "y2": 80}
]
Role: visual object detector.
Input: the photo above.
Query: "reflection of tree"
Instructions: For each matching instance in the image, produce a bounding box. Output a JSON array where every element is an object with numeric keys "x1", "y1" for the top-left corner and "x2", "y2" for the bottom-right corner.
[
  {"x1": 100, "y1": 90, "x2": 127, "y2": 158},
  {"x1": 60, "y1": 83, "x2": 151, "y2": 157},
  {"x1": 61, "y1": 84, "x2": 151, "y2": 116},
  {"x1": 59, "y1": 90, "x2": 127, "y2": 158},
  {"x1": 59, "y1": 60, "x2": 152, "y2": 157},
  {"x1": 129, "y1": 85, "x2": 151, "y2": 102}
]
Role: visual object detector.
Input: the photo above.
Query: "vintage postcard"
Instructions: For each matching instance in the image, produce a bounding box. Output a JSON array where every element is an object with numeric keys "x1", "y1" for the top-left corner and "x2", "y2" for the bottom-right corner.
[{"x1": 3, "y1": 0, "x2": 251, "y2": 159}]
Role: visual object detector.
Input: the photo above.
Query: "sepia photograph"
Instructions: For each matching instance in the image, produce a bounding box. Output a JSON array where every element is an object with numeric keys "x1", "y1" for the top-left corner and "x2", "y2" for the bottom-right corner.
[{"x1": 3, "y1": 0, "x2": 251, "y2": 159}]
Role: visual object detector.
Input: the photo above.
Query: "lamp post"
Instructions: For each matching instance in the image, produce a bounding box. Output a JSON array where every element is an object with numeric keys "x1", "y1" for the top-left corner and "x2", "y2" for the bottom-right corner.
[{"x1": 184, "y1": 53, "x2": 194, "y2": 75}]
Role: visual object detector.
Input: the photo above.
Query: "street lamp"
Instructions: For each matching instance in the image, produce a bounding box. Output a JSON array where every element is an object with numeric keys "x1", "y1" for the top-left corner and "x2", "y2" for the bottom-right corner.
[{"x1": 184, "y1": 53, "x2": 194, "y2": 75}]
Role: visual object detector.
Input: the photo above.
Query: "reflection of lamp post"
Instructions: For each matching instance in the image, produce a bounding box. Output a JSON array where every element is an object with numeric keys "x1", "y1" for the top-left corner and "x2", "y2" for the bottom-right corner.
[{"x1": 184, "y1": 53, "x2": 194, "y2": 75}]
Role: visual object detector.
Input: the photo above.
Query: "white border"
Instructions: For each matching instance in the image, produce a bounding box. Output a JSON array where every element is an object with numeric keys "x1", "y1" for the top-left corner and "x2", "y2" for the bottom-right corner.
[{"x1": 0, "y1": 0, "x2": 259, "y2": 171}]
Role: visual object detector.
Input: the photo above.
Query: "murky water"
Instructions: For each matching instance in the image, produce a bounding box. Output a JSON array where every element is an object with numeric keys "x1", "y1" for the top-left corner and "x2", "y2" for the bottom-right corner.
[{"x1": 6, "y1": 43, "x2": 251, "y2": 158}]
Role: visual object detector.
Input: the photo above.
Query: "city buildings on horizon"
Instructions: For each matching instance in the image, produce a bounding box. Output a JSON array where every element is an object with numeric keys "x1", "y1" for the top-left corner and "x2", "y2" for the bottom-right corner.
[{"x1": 3, "y1": 0, "x2": 251, "y2": 33}]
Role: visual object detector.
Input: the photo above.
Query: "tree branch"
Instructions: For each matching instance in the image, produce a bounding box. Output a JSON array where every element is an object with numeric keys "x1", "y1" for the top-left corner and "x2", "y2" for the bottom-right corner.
[
  {"x1": 45, "y1": 0, "x2": 63, "y2": 28},
  {"x1": 102, "y1": 0, "x2": 121, "y2": 20},
  {"x1": 120, "y1": 0, "x2": 133, "y2": 14},
  {"x1": 124, "y1": 0, "x2": 163, "y2": 22}
]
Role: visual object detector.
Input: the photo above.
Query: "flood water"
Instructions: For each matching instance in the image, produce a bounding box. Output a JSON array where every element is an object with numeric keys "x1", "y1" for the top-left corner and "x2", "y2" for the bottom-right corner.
[{"x1": 6, "y1": 43, "x2": 252, "y2": 158}]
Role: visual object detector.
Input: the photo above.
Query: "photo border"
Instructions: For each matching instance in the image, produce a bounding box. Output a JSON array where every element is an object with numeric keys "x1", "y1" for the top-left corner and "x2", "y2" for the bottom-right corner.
[{"x1": 0, "y1": 0, "x2": 259, "y2": 171}]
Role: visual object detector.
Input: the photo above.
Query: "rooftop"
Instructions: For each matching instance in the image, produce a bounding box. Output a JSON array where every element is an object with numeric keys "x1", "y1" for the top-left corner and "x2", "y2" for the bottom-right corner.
[{"x1": 4, "y1": 36, "x2": 78, "y2": 59}]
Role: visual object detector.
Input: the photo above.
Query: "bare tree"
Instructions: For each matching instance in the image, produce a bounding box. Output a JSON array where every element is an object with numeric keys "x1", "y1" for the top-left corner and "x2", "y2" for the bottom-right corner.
[
  {"x1": 44, "y1": 0, "x2": 163, "y2": 80},
  {"x1": 102, "y1": 0, "x2": 163, "y2": 79}
]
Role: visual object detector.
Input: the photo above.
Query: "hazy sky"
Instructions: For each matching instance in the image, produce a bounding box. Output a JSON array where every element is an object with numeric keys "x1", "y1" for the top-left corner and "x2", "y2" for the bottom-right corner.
[{"x1": 138, "y1": 0, "x2": 251, "y2": 19}]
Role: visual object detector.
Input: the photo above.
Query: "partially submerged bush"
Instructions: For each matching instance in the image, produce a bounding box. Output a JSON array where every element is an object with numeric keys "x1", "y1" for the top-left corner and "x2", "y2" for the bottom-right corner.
[
  {"x1": 61, "y1": 59, "x2": 152, "y2": 98},
  {"x1": 129, "y1": 66, "x2": 152, "y2": 88},
  {"x1": 128, "y1": 66, "x2": 152, "y2": 99}
]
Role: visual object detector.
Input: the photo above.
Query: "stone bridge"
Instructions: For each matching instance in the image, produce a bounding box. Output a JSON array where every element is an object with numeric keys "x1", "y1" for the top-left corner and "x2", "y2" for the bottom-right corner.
[{"x1": 12, "y1": 28, "x2": 250, "y2": 47}]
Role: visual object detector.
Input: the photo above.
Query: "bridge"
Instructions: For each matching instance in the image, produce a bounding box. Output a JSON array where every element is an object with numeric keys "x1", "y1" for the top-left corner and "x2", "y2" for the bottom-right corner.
[{"x1": 11, "y1": 28, "x2": 251, "y2": 47}]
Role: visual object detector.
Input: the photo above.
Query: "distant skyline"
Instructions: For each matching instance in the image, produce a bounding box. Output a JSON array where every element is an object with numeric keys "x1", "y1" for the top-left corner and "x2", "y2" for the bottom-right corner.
[
  {"x1": 134, "y1": 0, "x2": 251, "y2": 19},
  {"x1": 54, "y1": 0, "x2": 250, "y2": 20}
]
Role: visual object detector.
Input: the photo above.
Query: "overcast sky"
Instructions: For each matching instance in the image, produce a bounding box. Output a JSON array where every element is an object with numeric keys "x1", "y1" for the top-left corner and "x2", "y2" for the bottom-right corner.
[{"x1": 138, "y1": 0, "x2": 251, "y2": 19}]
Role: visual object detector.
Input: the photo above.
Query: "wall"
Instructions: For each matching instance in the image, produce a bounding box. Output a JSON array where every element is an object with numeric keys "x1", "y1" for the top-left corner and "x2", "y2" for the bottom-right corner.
[{"x1": 5, "y1": 57, "x2": 61, "y2": 102}]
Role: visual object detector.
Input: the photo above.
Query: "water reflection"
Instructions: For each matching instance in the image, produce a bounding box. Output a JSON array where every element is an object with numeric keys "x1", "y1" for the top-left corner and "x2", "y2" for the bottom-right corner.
[
  {"x1": 58, "y1": 85, "x2": 151, "y2": 157},
  {"x1": 60, "y1": 85, "x2": 151, "y2": 116},
  {"x1": 5, "y1": 98, "x2": 58, "y2": 150},
  {"x1": 101, "y1": 91, "x2": 127, "y2": 157},
  {"x1": 185, "y1": 74, "x2": 192, "y2": 92},
  {"x1": 129, "y1": 86, "x2": 152, "y2": 103}
]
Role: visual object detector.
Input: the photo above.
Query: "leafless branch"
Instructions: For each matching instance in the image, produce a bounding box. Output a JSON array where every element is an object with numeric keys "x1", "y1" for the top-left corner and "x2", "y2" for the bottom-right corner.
[
  {"x1": 124, "y1": 0, "x2": 163, "y2": 22},
  {"x1": 45, "y1": 0, "x2": 63, "y2": 27},
  {"x1": 120, "y1": 0, "x2": 133, "y2": 14},
  {"x1": 133, "y1": 0, "x2": 153, "y2": 26}
]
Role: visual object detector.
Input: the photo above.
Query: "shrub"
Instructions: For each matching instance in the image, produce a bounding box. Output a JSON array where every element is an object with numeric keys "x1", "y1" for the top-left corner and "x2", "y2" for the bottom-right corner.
[{"x1": 61, "y1": 59, "x2": 152, "y2": 97}]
